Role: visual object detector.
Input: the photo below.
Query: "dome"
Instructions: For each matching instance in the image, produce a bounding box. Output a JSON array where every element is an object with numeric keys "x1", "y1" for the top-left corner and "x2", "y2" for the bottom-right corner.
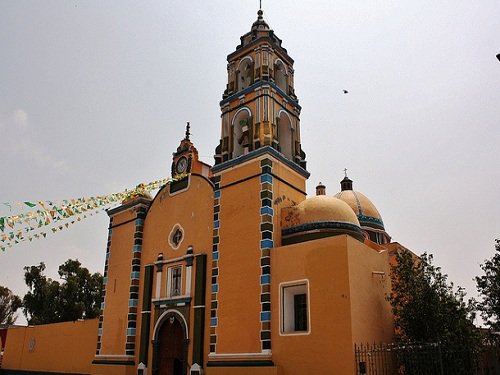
[
  {"x1": 334, "y1": 190, "x2": 384, "y2": 230},
  {"x1": 281, "y1": 196, "x2": 364, "y2": 245},
  {"x1": 293, "y1": 196, "x2": 360, "y2": 227},
  {"x1": 334, "y1": 175, "x2": 391, "y2": 245}
]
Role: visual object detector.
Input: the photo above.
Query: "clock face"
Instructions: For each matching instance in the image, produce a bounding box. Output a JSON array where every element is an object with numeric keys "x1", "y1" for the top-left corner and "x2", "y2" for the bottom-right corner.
[{"x1": 176, "y1": 157, "x2": 188, "y2": 174}]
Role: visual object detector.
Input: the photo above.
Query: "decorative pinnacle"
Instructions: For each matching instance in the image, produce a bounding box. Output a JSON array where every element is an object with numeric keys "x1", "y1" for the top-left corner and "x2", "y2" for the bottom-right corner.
[
  {"x1": 258, "y1": 0, "x2": 263, "y2": 18},
  {"x1": 185, "y1": 121, "x2": 191, "y2": 140},
  {"x1": 344, "y1": 168, "x2": 348, "y2": 178}
]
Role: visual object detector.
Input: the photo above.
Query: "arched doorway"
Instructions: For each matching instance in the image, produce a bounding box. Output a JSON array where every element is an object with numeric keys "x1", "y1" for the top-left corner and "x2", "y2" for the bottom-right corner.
[{"x1": 153, "y1": 313, "x2": 188, "y2": 375}]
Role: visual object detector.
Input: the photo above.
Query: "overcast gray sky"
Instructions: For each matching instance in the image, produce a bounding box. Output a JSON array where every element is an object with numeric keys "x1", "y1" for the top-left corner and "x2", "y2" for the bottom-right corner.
[{"x1": 1, "y1": 1, "x2": 499, "y2": 325}]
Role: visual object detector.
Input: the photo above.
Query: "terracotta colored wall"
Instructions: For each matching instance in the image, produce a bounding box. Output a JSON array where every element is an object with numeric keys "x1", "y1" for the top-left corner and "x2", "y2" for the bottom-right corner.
[
  {"x1": 347, "y1": 237, "x2": 394, "y2": 345},
  {"x1": 206, "y1": 366, "x2": 280, "y2": 375},
  {"x1": 140, "y1": 176, "x2": 214, "y2": 266},
  {"x1": 139, "y1": 175, "x2": 214, "y2": 370},
  {"x1": 216, "y1": 159, "x2": 263, "y2": 354},
  {"x1": 270, "y1": 160, "x2": 307, "y2": 247},
  {"x1": 99, "y1": 207, "x2": 137, "y2": 356},
  {"x1": 90, "y1": 362, "x2": 136, "y2": 375},
  {"x1": 272, "y1": 236, "x2": 355, "y2": 375},
  {"x1": 2, "y1": 319, "x2": 98, "y2": 374}
]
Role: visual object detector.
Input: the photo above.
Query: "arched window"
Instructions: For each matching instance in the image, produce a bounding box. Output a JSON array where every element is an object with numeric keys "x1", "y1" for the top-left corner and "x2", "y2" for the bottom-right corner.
[
  {"x1": 237, "y1": 58, "x2": 253, "y2": 91},
  {"x1": 277, "y1": 110, "x2": 294, "y2": 160},
  {"x1": 275, "y1": 60, "x2": 287, "y2": 92},
  {"x1": 232, "y1": 108, "x2": 252, "y2": 158}
]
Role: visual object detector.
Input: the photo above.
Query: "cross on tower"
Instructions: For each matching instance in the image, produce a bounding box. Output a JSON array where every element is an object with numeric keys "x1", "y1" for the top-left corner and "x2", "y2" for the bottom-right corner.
[
  {"x1": 185, "y1": 121, "x2": 191, "y2": 140},
  {"x1": 344, "y1": 168, "x2": 348, "y2": 177}
]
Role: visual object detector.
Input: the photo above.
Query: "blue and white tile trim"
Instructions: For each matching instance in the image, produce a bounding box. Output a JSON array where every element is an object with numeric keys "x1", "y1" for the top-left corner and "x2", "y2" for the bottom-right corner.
[
  {"x1": 259, "y1": 158, "x2": 274, "y2": 351},
  {"x1": 210, "y1": 175, "x2": 222, "y2": 353}
]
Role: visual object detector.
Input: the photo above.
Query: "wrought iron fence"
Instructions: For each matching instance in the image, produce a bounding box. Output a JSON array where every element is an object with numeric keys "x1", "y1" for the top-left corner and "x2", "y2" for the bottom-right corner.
[{"x1": 354, "y1": 342, "x2": 500, "y2": 375}]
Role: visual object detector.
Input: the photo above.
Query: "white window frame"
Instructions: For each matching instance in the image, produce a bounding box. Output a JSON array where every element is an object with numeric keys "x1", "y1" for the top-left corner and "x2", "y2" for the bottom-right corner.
[
  {"x1": 167, "y1": 265, "x2": 183, "y2": 298},
  {"x1": 279, "y1": 279, "x2": 311, "y2": 336}
]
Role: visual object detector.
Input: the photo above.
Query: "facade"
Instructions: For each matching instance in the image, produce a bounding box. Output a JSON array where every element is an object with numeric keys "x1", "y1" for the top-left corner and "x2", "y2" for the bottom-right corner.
[{"x1": 3, "y1": 9, "x2": 400, "y2": 375}]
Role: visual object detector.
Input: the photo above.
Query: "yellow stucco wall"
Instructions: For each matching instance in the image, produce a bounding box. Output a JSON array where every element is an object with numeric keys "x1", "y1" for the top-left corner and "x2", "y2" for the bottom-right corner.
[
  {"x1": 206, "y1": 366, "x2": 281, "y2": 375},
  {"x1": 139, "y1": 174, "x2": 215, "y2": 369},
  {"x1": 99, "y1": 206, "x2": 137, "y2": 356},
  {"x1": 215, "y1": 160, "x2": 263, "y2": 354},
  {"x1": 2, "y1": 319, "x2": 98, "y2": 373},
  {"x1": 272, "y1": 236, "x2": 354, "y2": 375},
  {"x1": 271, "y1": 235, "x2": 394, "y2": 375},
  {"x1": 348, "y1": 238, "x2": 394, "y2": 345}
]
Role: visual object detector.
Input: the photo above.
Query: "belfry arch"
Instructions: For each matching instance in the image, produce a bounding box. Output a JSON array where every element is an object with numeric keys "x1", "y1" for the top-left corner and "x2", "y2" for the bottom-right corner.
[
  {"x1": 231, "y1": 107, "x2": 252, "y2": 158},
  {"x1": 237, "y1": 57, "x2": 253, "y2": 91},
  {"x1": 277, "y1": 110, "x2": 294, "y2": 160},
  {"x1": 274, "y1": 59, "x2": 287, "y2": 92}
]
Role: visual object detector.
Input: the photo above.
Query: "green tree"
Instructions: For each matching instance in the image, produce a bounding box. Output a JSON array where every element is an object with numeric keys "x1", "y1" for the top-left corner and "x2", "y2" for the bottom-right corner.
[
  {"x1": 22, "y1": 260, "x2": 103, "y2": 325},
  {"x1": 389, "y1": 250, "x2": 477, "y2": 347},
  {"x1": 58, "y1": 259, "x2": 103, "y2": 321},
  {"x1": 0, "y1": 285, "x2": 22, "y2": 325},
  {"x1": 23, "y1": 262, "x2": 61, "y2": 325},
  {"x1": 476, "y1": 239, "x2": 500, "y2": 331}
]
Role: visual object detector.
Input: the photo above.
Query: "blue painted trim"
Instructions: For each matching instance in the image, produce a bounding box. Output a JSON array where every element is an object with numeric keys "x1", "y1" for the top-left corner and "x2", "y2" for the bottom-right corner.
[
  {"x1": 260, "y1": 239, "x2": 274, "y2": 249},
  {"x1": 282, "y1": 221, "x2": 363, "y2": 236},
  {"x1": 213, "y1": 220, "x2": 220, "y2": 229},
  {"x1": 260, "y1": 311, "x2": 271, "y2": 322},
  {"x1": 358, "y1": 214, "x2": 385, "y2": 229},
  {"x1": 260, "y1": 174, "x2": 273, "y2": 184},
  {"x1": 211, "y1": 317, "x2": 218, "y2": 327},
  {"x1": 260, "y1": 206, "x2": 274, "y2": 216},
  {"x1": 212, "y1": 284, "x2": 219, "y2": 293},
  {"x1": 214, "y1": 190, "x2": 221, "y2": 199},
  {"x1": 260, "y1": 274, "x2": 271, "y2": 284},
  {"x1": 213, "y1": 251, "x2": 219, "y2": 260},
  {"x1": 211, "y1": 146, "x2": 310, "y2": 178}
]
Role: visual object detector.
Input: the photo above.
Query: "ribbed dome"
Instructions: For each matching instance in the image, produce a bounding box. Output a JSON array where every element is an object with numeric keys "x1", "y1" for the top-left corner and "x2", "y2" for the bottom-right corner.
[
  {"x1": 334, "y1": 190, "x2": 384, "y2": 230},
  {"x1": 281, "y1": 196, "x2": 364, "y2": 245},
  {"x1": 292, "y1": 196, "x2": 360, "y2": 227},
  {"x1": 334, "y1": 175, "x2": 391, "y2": 245}
]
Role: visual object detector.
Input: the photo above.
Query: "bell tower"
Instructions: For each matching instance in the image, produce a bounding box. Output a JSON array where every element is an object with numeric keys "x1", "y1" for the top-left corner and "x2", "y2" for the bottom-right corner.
[
  {"x1": 208, "y1": 9, "x2": 310, "y2": 365},
  {"x1": 214, "y1": 9, "x2": 306, "y2": 168}
]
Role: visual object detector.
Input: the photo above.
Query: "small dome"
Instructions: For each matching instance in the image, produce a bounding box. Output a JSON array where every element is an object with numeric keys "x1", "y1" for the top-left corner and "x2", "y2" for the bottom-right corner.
[
  {"x1": 335, "y1": 190, "x2": 384, "y2": 230},
  {"x1": 281, "y1": 196, "x2": 364, "y2": 245},
  {"x1": 251, "y1": 9, "x2": 270, "y2": 31},
  {"x1": 294, "y1": 196, "x2": 360, "y2": 227},
  {"x1": 334, "y1": 175, "x2": 391, "y2": 245}
]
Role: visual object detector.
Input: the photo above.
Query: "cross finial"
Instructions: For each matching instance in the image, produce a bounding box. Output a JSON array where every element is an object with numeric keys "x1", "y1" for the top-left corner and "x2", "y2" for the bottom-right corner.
[
  {"x1": 259, "y1": 0, "x2": 262, "y2": 10},
  {"x1": 344, "y1": 168, "x2": 348, "y2": 178},
  {"x1": 185, "y1": 121, "x2": 191, "y2": 140}
]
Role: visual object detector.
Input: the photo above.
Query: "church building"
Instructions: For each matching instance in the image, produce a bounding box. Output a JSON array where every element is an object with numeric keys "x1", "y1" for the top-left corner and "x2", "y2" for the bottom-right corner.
[{"x1": 2, "y1": 8, "x2": 400, "y2": 375}]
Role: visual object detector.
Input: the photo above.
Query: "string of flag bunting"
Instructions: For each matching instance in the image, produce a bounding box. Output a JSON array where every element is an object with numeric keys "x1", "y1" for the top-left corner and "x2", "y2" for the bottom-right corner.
[{"x1": 0, "y1": 176, "x2": 180, "y2": 252}]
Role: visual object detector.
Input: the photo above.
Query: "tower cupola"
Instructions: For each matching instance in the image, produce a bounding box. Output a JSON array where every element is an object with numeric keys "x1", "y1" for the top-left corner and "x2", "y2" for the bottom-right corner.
[{"x1": 214, "y1": 9, "x2": 306, "y2": 170}]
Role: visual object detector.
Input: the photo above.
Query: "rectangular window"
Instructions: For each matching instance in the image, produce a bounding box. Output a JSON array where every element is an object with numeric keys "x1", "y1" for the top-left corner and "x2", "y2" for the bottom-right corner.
[
  {"x1": 294, "y1": 293, "x2": 308, "y2": 331},
  {"x1": 281, "y1": 281, "x2": 309, "y2": 334},
  {"x1": 167, "y1": 266, "x2": 182, "y2": 297}
]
